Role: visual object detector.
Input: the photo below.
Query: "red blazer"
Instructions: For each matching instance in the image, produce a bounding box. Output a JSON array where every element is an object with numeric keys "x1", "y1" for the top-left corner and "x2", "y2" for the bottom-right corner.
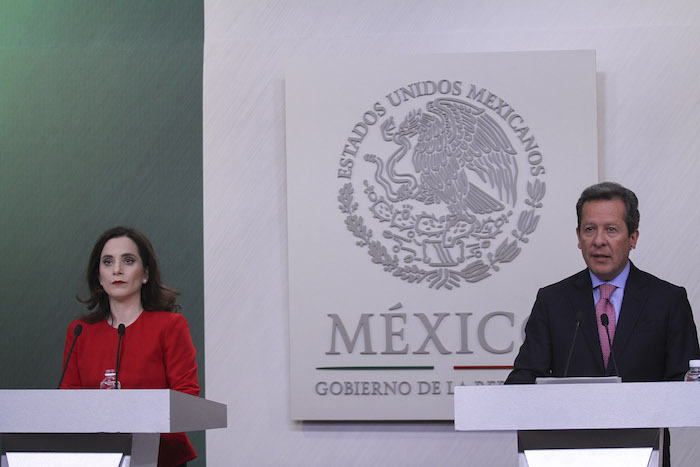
[{"x1": 61, "y1": 311, "x2": 200, "y2": 467}]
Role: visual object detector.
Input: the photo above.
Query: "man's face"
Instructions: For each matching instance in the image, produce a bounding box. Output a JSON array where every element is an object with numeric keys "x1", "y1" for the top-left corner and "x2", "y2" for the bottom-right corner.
[{"x1": 577, "y1": 198, "x2": 639, "y2": 281}]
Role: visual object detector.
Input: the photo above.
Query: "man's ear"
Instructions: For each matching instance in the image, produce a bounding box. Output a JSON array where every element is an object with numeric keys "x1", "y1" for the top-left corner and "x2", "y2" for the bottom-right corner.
[
  {"x1": 576, "y1": 227, "x2": 582, "y2": 250},
  {"x1": 629, "y1": 230, "x2": 639, "y2": 249}
]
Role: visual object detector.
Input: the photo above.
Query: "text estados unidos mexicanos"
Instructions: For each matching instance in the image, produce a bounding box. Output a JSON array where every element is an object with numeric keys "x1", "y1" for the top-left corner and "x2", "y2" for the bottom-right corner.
[{"x1": 337, "y1": 81, "x2": 545, "y2": 180}]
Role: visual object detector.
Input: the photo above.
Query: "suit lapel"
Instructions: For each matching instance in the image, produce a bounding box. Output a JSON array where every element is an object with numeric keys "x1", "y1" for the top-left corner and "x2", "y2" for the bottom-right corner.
[
  {"x1": 612, "y1": 262, "x2": 648, "y2": 360},
  {"x1": 570, "y1": 270, "x2": 605, "y2": 372}
]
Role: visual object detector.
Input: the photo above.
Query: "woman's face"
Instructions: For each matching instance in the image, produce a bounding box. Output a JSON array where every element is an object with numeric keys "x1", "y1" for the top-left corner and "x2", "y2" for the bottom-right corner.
[{"x1": 98, "y1": 236, "x2": 148, "y2": 304}]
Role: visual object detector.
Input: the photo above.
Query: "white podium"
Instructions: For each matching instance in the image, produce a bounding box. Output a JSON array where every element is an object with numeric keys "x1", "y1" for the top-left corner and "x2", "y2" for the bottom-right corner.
[
  {"x1": 454, "y1": 382, "x2": 700, "y2": 467},
  {"x1": 0, "y1": 389, "x2": 227, "y2": 467}
]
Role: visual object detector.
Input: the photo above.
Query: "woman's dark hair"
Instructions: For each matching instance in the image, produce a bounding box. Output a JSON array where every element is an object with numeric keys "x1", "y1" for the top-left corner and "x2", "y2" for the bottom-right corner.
[{"x1": 78, "y1": 226, "x2": 180, "y2": 323}]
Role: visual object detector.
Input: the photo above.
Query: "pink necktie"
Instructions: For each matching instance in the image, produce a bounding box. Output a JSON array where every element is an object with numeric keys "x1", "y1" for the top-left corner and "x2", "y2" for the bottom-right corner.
[{"x1": 596, "y1": 283, "x2": 617, "y2": 368}]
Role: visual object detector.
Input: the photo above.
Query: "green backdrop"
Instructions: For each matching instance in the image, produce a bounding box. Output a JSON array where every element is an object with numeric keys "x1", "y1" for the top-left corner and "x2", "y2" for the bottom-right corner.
[{"x1": 0, "y1": 1, "x2": 206, "y2": 463}]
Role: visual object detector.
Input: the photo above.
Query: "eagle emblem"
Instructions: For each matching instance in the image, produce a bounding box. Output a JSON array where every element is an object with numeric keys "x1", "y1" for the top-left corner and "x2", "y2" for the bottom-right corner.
[{"x1": 338, "y1": 94, "x2": 545, "y2": 289}]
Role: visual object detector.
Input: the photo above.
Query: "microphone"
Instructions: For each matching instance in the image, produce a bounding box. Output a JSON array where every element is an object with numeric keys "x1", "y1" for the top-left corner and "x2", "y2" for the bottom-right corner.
[
  {"x1": 600, "y1": 314, "x2": 619, "y2": 376},
  {"x1": 115, "y1": 324, "x2": 125, "y2": 389},
  {"x1": 58, "y1": 324, "x2": 83, "y2": 388},
  {"x1": 563, "y1": 311, "x2": 583, "y2": 377}
]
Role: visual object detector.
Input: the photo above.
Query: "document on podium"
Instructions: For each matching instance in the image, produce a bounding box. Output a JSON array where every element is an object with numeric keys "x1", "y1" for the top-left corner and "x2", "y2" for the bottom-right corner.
[{"x1": 535, "y1": 376, "x2": 622, "y2": 384}]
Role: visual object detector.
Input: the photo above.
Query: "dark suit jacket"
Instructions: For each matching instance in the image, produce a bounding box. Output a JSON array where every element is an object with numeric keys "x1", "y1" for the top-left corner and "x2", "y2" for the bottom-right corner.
[{"x1": 506, "y1": 262, "x2": 700, "y2": 384}]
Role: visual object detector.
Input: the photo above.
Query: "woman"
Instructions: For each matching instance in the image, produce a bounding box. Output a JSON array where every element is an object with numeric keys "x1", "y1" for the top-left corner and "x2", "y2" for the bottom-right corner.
[{"x1": 60, "y1": 226, "x2": 199, "y2": 467}]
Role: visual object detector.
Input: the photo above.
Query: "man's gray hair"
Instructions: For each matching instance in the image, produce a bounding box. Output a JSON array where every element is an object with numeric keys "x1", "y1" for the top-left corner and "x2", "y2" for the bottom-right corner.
[{"x1": 576, "y1": 182, "x2": 640, "y2": 234}]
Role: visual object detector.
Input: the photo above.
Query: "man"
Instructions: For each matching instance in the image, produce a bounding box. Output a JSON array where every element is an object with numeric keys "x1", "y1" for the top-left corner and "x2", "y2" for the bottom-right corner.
[
  {"x1": 507, "y1": 182, "x2": 699, "y2": 383},
  {"x1": 506, "y1": 182, "x2": 700, "y2": 465}
]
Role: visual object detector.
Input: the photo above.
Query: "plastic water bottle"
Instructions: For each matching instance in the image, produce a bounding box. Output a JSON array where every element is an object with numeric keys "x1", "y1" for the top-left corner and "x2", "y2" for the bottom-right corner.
[
  {"x1": 100, "y1": 369, "x2": 119, "y2": 389},
  {"x1": 684, "y1": 360, "x2": 700, "y2": 381}
]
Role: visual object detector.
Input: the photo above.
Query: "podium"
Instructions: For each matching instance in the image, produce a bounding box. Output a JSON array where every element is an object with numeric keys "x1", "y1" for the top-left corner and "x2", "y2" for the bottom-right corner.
[
  {"x1": 454, "y1": 382, "x2": 700, "y2": 467},
  {"x1": 0, "y1": 389, "x2": 227, "y2": 467}
]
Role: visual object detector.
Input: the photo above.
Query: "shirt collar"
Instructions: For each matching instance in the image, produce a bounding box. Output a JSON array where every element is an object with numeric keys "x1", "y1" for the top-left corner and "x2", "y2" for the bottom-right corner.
[{"x1": 589, "y1": 261, "x2": 631, "y2": 290}]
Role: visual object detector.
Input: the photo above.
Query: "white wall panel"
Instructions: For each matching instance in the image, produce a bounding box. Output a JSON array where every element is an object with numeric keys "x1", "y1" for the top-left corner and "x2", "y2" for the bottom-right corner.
[{"x1": 203, "y1": 1, "x2": 700, "y2": 465}]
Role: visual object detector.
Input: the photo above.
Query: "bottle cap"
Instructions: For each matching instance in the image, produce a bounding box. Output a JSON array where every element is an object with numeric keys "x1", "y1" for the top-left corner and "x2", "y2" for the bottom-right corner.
[{"x1": 689, "y1": 360, "x2": 700, "y2": 367}]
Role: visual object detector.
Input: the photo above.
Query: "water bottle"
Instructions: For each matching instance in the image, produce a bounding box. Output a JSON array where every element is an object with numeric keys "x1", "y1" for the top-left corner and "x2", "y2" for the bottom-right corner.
[
  {"x1": 684, "y1": 360, "x2": 700, "y2": 381},
  {"x1": 100, "y1": 369, "x2": 120, "y2": 389}
]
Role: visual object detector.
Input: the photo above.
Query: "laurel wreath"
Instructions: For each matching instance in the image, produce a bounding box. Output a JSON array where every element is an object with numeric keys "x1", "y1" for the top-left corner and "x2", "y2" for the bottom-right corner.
[{"x1": 338, "y1": 179, "x2": 545, "y2": 290}]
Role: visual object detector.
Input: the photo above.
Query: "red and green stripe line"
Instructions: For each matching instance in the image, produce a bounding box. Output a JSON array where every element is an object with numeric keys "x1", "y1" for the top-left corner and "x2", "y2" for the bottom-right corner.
[{"x1": 315, "y1": 365, "x2": 513, "y2": 370}]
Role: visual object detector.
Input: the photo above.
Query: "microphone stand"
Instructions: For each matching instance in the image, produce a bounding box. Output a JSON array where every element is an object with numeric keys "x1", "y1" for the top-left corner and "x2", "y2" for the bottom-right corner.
[
  {"x1": 601, "y1": 314, "x2": 619, "y2": 377},
  {"x1": 115, "y1": 324, "x2": 125, "y2": 389}
]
